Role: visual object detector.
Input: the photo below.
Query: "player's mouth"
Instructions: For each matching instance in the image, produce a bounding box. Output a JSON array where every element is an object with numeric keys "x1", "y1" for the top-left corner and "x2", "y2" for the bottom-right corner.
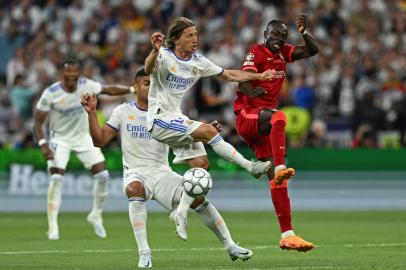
[{"x1": 66, "y1": 77, "x2": 78, "y2": 83}]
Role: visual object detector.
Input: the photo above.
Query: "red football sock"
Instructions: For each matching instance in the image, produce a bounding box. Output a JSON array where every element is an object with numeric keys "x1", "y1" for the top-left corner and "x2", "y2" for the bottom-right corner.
[
  {"x1": 270, "y1": 112, "x2": 286, "y2": 167},
  {"x1": 270, "y1": 179, "x2": 292, "y2": 233}
]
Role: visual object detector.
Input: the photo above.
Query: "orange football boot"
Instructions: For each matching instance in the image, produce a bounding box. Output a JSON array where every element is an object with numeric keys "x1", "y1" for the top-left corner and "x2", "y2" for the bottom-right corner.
[
  {"x1": 279, "y1": 235, "x2": 314, "y2": 252},
  {"x1": 274, "y1": 167, "x2": 295, "y2": 185}
]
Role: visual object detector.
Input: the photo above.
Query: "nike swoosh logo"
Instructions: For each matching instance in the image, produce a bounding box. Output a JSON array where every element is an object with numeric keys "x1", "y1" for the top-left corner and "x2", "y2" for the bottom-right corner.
[{"x1": 236, "y1": 251, "x2": 249, "y2": 255}]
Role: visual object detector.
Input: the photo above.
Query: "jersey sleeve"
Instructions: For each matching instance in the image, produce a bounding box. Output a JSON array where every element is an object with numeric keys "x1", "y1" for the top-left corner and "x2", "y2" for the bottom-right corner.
[
  {"x1": 36, "y1": 89, "x2": 52, "y2": 112},
  {"x1": 83, "y1": 78, "x2": 102, "y2": 95},
  {"x1": 282, "y1": 44, "x2": 296, "y2": 63},
  {"x1": 200, "y1": 55, "x2": 223, "y2": 77},
  {"x1": 242, "y1": 45, "x2": 262, "y2": 72},
  {"x1": 106, "y1": 105, "x2": 122, "y2": 132}
]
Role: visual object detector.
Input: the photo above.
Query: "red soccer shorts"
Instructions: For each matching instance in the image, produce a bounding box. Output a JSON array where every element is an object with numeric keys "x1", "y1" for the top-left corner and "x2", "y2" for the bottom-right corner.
[{"x1": 235, "y1": 108, "x2": 273, "y2": 160}]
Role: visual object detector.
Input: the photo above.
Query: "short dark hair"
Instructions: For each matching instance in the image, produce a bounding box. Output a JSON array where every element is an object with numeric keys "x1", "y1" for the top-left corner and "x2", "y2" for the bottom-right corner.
[
  {"x1": 135, "y1": 68, "x2": 148, "y2": 79},
  {"x1": 164, "y1": 17, "x2": 195, "y2": 50},
  {"x1": 61, "y1": 59, "x2": 82, "y2": 69},
  {"x1": 265, "y1": 20, "x2": 286, "y2": 33}
]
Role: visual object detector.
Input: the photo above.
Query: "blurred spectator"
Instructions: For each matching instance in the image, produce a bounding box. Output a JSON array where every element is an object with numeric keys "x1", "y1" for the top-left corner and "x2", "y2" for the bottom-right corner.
[
  {"x1": 292, "y1": 73, "x2": 316, "y2": 113},
  {"x1": 352, "y1": 124, "x2": 378, "y2": 148},
  {"x1": 306, "y1": 119, "x2": 329, "y2": 148},
  {"x1": 0, "y1": 0, "x2": 405, "y2": 149},
  {"x1": 352, "y1": 91, "x2": 386, "y2": 138},
  {"x1": 0, "y1": 18, "x2": 26, "y2": 82},
  {"x1": 10, "y1": 74, "x2": 35, "y2": 119}
]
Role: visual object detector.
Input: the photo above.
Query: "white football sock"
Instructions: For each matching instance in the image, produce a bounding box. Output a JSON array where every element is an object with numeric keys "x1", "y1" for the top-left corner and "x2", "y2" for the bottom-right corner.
[
  {"x1": 195, "y1": 200, "x2": 235, "y2": 249},
  {"x1": 92, "y1": 170, "x2": 109, "y2": 215},
  {"x1": 176, "y1": 191, "x2": 195, "y2": 217},
  {"x1": 129, "y1": 197, "x2": 150, "y2": 252},
  {"x1": 47, "y1": 174, "x2": 63, "y2": 231},
  {"x1": 281, "y1": 230, "x2": 295, "y2": 238},
  {"x1": 208, "y1": 134, "x2": 252, "y2": 171}
]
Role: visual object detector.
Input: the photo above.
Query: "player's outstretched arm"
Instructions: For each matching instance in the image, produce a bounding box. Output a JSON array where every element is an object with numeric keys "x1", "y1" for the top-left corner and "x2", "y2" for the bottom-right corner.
[
  {"x1": 217, "y1": 69, "x2": 275, "y2": 82},
  {"x1": 145, "y1": 32, "x2": 164, "y2": 75},
  {"x1": 33, "y1": 110, "x2": 53, "y2": 160},
  {"x1": 101, "y1": 84, "x2": 134, "y2": 96},
  {"x1": 81, "y1": 93, "x2": 117, "y2": 147},
  {"x1": 291, "y1": 13, "x2": 319, "y2": 61}
]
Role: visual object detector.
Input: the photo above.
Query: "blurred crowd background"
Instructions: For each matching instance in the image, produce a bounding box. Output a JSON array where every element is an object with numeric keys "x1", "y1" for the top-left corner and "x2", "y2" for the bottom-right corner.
[{"x1": 0, "y1": 0, "x2": 405, "y2": 150}]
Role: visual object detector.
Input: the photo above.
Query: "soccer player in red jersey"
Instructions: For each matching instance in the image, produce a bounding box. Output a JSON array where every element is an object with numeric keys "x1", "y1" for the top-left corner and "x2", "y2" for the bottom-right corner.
[{"x1": 234, "y1": 14, "x2": 319, "y2": 251}]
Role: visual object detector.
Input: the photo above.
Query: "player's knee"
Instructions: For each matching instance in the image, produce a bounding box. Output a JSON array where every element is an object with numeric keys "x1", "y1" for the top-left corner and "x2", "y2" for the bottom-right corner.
[
  {"x1": 202, "y1": 124, "x2": 218, "y2": 141},
  {"x1": 94, "y1": 170, "x2": 109, "y2": 182},
  {"x1": 125, "y1": 181, "x2": 146, "y2": 199},
  {"x1": 49, "y1": 167, "x2": 64, "y2": 175},
  {"x1": 271, "y1": 111, "x2": 287, "y2": 126},
  {"x1": 190, "y1": 197, "x2": 207, "y2": 210},
  {"x1": 188, "y1": 156, "x2": 210, "y2": 171}
]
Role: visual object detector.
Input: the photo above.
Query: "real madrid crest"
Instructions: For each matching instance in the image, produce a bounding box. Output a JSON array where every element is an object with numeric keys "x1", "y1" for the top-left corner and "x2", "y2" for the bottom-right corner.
[{"x1": 191, "y1": 66, "x2": 198, "y2": 76}]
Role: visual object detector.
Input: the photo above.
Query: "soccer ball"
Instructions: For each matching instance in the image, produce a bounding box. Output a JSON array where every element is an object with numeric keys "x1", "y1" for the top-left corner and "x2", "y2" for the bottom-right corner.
[{"x1": 182, "y1": 168, "x2": 213, "y2": 197}]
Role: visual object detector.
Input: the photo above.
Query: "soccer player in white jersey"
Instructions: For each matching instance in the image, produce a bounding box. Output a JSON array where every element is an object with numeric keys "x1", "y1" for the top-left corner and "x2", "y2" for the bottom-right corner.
[
  {"x1": 81, "y1": 68, "x2": 253, "y2": 268},
  {"x1": 144, "y1": 17, "x2": 275, "y2": 240},
  {"x1": 33, "y1": 59, "x2": 136, "y2": 240}
]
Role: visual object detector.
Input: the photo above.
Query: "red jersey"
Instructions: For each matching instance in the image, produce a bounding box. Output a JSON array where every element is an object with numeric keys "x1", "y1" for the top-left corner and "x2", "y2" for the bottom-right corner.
[{"x1": 233, "y1": 43, "x2": 295, "y2": 114}]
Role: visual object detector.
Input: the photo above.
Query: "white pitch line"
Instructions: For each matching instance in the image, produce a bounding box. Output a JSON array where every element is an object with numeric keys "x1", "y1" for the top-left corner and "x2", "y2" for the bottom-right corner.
[{"x1": 1, "y1": 242, "x2": 406, "y2": 256}]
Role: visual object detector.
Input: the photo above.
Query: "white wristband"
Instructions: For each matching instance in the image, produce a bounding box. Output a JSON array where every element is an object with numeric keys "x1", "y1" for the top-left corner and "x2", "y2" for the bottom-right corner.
[
  {"x1": 130, "y1": 86, "x2": 135, "y2": 93},
  {"x1": 38, "y1": 138, "x2": 47, "y2": 146},
  {"x1": 302, "y1": 30, "x2": 308, "y2": 36}
]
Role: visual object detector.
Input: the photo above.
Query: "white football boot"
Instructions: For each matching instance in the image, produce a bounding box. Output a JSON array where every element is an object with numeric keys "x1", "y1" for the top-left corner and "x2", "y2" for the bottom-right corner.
[
  {"x1": 138, "y1": 250, "x2": 152, "y2": 268},
  {"x1": 227, "y1": 244, "x2": 253, "y2": 261},
  {"x1": 169, "y1": 210, "x2": 187, "y2": 241},
  {"x1": 87, "y1": 211, "x2": 107, "y2": 238},
  {"x1": 250, "y1": 161, "x2": 272, "y2": 179},
  {"x1": 47, "y1": 227, "x2": 59, "y2": 240}
]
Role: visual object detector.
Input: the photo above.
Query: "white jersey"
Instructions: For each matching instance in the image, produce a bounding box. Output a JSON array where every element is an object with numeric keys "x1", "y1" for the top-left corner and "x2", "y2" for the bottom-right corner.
[
  {"x1": 146, "y1": 47, "x2": 223, "y2": 130},
  {"x1": 36, "y1": 77, "x2": 102, "y2": 143},
  {"x1": 107, "y1": 102, "x2": 170, "y2": 170}
]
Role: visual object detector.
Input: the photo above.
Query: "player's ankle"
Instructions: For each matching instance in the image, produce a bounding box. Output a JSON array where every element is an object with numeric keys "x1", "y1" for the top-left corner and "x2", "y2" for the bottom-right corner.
[
  {"x1": 281, "y1": 230, "x2": 295, "y2": 238},
  {"x1": 275, "y1": 165, "x2": 286, "y2": 174}
]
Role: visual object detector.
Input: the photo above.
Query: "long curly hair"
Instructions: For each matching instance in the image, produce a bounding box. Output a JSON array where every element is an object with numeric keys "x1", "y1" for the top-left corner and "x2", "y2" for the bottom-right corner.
[{"x1": 164, "y1": 17, "x2": 195, "y2": 50}]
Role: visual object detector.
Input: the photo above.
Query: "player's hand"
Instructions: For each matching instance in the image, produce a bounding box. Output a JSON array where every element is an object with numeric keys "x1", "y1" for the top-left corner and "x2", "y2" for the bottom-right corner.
[
  {"x1": 40, "y1": 144, "x2": 53, "y2": 160},
  {"x1": 210, "y1": 120, "x2": 223, "y2": 132},
  {"x1": 81, "y1": 93, "x2": 98, "y2": 113},
  {"x1": 151, "y1": 32, "x2": 164, "y2": 52},
  {"x1": 260, "y1": 69, "x2": 276, "y2": 80},
  {"x1": 247, "y1": 87, "x2": 267, "y2": 97},
  {"x1": 296, "y1": 13, "x2": 307, "y2": 34}
]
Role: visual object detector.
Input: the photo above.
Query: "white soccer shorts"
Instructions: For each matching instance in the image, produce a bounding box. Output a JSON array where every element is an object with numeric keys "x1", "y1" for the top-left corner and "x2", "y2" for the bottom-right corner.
[
  {"x1": 122, "y1": 167, "x2": 183, "y2": 211},
  {"x1": 151, "y1": 113, "x2": 202, "y2": 147},
  {"x1": 47, "y1": 134, "x2": 105, "y2": 171},
  {"x1": 172, "y1": 142, "x2": 207, "y2": 164}
]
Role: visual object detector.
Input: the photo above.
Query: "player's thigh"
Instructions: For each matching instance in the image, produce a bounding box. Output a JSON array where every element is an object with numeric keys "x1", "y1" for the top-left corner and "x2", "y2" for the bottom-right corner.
[
  {"x1": 76, "y1": 147, "x2": 105, "y2": 170},
  {"x1": 122, "y1": 170, "x2": 152, "y2": 200},
  {"x1": 258, "y1": 108, "x2": 276, "y2": 135},
  {"x1": 236, "y1": 109, "x2": 272, "y2": 160},
  {"x1": 172, "y1": 142, "x2": 207, "y2": 165},
  {"x1": 236, "y1": 108, "x2": 260, "y2": 139},
  {"x1": 47, "y1": 140, "x2": 71, "y2": 171},
  {"x1": 152, "y1": 169, "x2": 183, "y2": 211},
  {"x1": 151, "y1": 114, "x2": 202, "y2": 147}
]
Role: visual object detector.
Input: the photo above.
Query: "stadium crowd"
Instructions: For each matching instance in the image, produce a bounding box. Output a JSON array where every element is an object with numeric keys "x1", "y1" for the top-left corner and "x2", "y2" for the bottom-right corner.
[{"x1": 0, "y1": 0, "x2": 405, "y2": 149}]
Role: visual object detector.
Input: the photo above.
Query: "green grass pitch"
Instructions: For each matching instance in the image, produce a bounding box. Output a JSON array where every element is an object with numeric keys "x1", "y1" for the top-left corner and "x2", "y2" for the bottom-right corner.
[{"x1": 0, "y1": 211, "x2": 405, "y2": 269}]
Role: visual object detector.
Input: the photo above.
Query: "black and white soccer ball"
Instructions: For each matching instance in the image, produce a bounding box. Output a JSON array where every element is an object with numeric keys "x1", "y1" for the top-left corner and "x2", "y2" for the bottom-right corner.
[{"x1": 182, "y1": 168, "x2": 213, "y2": 197}]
